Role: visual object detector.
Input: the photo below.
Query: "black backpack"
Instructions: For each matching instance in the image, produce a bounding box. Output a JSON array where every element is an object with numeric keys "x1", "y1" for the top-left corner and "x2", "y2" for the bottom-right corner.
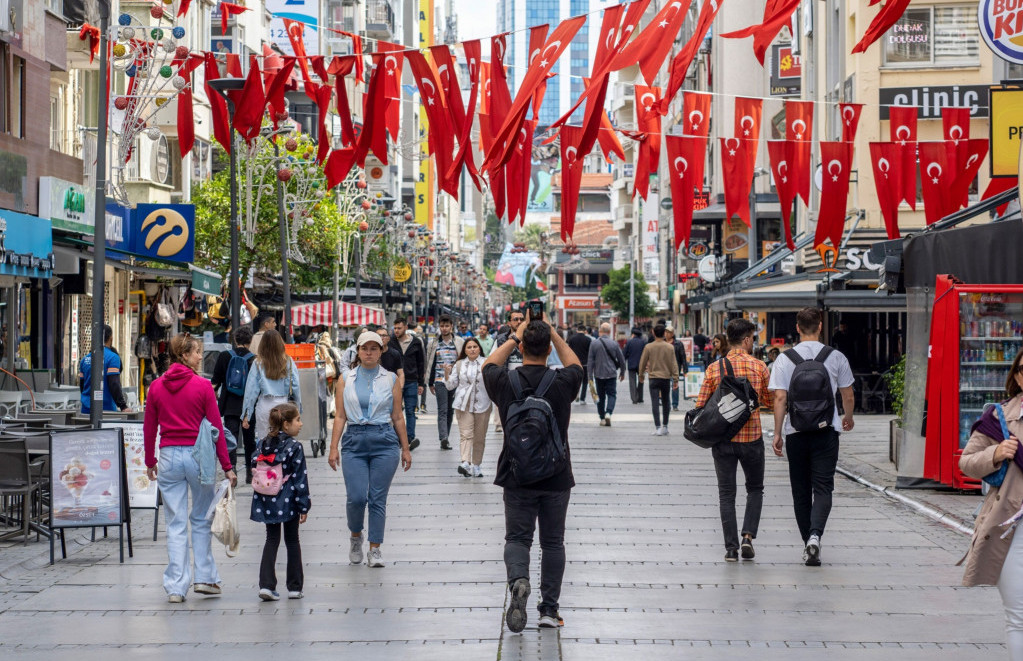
[
  {"x1": 224, "y1": 350, "x2": 253, "y2": 396},
  {"x1": 504, "y1": 369, "x2": 565, "y2": 486},
  {"x1": 683, "y1": 357, "x2": 759, "y2": 448},
  {"x1": 784, "y1": 347, "x2": 835, "y2": 432}
]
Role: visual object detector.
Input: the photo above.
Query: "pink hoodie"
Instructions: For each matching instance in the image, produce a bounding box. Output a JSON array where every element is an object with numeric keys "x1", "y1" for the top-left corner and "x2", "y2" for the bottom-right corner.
[{"x1": 144, "y1": 363, "x2": 230, "y2": 471}]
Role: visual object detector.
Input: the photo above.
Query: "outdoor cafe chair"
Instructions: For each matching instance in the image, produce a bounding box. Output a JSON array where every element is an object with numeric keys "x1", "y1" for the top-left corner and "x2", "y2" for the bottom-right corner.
[
  {"x1": 30, "y1": 392, "x2": 70, "y2": 411},
  {"x1": 0, "y1": 438, "x2": 44, "y2": 544},
  {"x1": 0, "y1": 391, "x2": 24, "y2": 419}
]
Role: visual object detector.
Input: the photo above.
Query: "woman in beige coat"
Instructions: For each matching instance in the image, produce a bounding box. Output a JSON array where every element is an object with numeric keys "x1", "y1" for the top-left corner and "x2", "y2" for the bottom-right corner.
[{"x1": 960, "y1": 348, "x2": 1023, "y2": 659}]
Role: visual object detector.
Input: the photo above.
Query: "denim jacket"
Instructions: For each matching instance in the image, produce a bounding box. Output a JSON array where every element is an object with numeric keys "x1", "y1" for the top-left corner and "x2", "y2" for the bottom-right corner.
[
  {"x1": 191, "y1": 417, "x2": 220, "y2": 486},
  {"x1": 241, "y1": 359, "x2": 302, "y2": 421},
  {"x1": 342, "y1": 366, "x2": 396, "y2": 425}
]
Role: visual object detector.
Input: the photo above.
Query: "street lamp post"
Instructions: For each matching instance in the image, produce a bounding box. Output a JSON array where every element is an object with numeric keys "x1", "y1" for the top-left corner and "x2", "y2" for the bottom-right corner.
[
  {"x1": 89, "y1": 0, "x2": 111, "y2": 427},
  {"x1": 269, "y1": 134, "x2": 294, "y2": 342}
]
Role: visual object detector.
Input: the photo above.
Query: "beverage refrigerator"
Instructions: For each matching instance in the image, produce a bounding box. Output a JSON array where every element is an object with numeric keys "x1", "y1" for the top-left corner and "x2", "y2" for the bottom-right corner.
[{"x1": 924, "y1": 275, "x2": 1023, "y2": 489}]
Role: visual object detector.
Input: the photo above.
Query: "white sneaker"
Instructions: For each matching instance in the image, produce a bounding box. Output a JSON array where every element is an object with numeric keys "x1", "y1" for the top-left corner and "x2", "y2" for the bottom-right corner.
[
  {"x1": 659, "y1": 426, "x2": 669, "y2": 436},
  {"x1": 651, "y1": 427, "x2": 661, "y2": 435},
  {"x1": 367, "y1": 546, "x2": 385, "y2": 567},
  {"x1": 349, "y1": 536, "x2": 364, "y2": 565},
  {"x1": 471, "y1": 464, "x2": 483, "y2": 478},
  {"x1": 605, "y1": 414, "x2": 611, "y2": 426},
  {"x1": 803, "y1": 534, "x2": 822, "y2": 567},
  {"x1": 288, "y1": 591, "x2": 304, "y2": 599}
]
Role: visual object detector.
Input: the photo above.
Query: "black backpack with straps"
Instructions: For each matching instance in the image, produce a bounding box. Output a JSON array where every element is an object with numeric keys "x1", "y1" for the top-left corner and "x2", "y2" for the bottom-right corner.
[
  {"x1": 784, "y1": 346, "x2": 836, "y2": 432},
  {"x1": 683, "y1": 357, "x2": 759, "y2": 448},
  {"x1": 504, "y1": 369, "x2": 565, "y2": 486}
]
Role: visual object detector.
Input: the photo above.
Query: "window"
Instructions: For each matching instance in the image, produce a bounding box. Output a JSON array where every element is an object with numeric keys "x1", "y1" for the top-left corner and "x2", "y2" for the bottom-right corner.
[
  {"x1": 9, "y1": 55, "x2": 24, "y2": 138},
  {"x1": 883, "y1": 5, "x2": 979, "y2": 67}
]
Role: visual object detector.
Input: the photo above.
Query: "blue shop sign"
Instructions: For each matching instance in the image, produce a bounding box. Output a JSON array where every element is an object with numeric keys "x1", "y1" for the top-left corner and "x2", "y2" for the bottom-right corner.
[
  {"x1": 133, "y1": 204, "x2": 195, "y2": 263},
  {"x1": 0, "y1": 209, "x2": 53, "y2": 278},
  {"x1": 104, "y1": 203, "x2": 131, "y2": 254}
]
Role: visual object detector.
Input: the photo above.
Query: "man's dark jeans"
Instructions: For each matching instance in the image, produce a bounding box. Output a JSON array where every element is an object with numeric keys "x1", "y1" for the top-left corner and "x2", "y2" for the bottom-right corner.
[
  {"x1": 711, "y1": 438, "x2": 765, "y2": 552},
  {"x1": 504, "y1": 488, "x2": 571, "y2": 613},
  {"x1": 576, "y1": 366, "x2": 588, "y2": 402},
  {"x1": 224, "y1": 413, "x2": 256, "y2": 476},
  {"x1": 785, "y1": 428, "x2": 840, "y2": 542},
  {"x1": 401, "y1": 382, "x2": 419, "y2": 439},
  {"x1": 628, "y1": 369, "x2": 643, "y2": 403},
  {"x1": 648, "y1": 378, "x2": 671, "y2": 427},
  {"x1": 595, "y1": 377, "x2": 617, "y2": 420}
]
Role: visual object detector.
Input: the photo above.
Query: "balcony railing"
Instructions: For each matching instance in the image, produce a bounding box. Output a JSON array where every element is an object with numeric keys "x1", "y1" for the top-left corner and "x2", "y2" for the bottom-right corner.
[{"x1": 365, "y1": 0, "x2": 394, "y2": 39}]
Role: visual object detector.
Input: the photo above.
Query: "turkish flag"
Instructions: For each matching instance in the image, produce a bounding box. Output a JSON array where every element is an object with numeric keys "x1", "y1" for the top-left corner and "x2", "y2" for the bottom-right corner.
[
  {"x1": 406, "y1": 50, "x2": 457, "y2": 198},
  {"x1": 324, "y1": 147, "x2": 357, "y2": 189},
  {"x1": 306, "y1": 82, "x2": 333, "y2": 163},
  {"x1": 734, "y1": 97, "x2": 762, "y2": 174},
  {"x1": 660, "y1": 0, "x2": 724, "y2": 114},
  {"x1": 446, "y1": 40, "x2": 482, "y2": 191},
  {"x1": 918, "y1": 141, "x2": 955, "y2": 225},
  {"x1": 327, "y1": 57, "x2": 356, "y2": 146},
  {"x1": 488, "y1": 34, "x2": 513, "y2": 220},
  {"x1": 265, "y1": 57, "x2": 297, "y2": 130},
  {"x1": 721, "y1": 138, "x2": 752, "y2": 226},
  {"x1": 683, "y1": 92, "x2": 711, "y2": 137},
  {"x1": 232, "y1": 58, "x2": 267, "y2": 144},
  {"x1": 203, "y1": 53, "x2": 231, "y2": 154},
  {"x1": 721, "y1": 0, "x2": 801, "y2": 65},
  {"x1": 815, "y1": 142, "x2": 854, "y2": 249},
  {"x1": 869, "y1": 142, "x2": 903, "y2": 240},
  {"x1": 982, "y1": 177, "x2": 1018, "y2": 216},
  {"x1": 633, "y1": 85, "x2": 663, "y2": 200},
  {"x1": 785, "y1": 100, "x2": 814, "y2": 205},
  {"x1": 610, "y1": 0, "x2": 692, "y2": 86},
  {"x1": 431, "y1": 44, "x2": 464, "y2": 195},
  {"x1": 888, "y1": 106, "x2": 918, "y2": 210},
  {"x1": 559, "y1": 125, "x2": 585, "y2": 242},
  {"x1": 943, "y1": 106, "x2": 971, "y2": 144},
  {"x1": 224, "y1": 53, "x2": 242, "y2": 78},
  {"x1": 377, "y1": 42, "x2": 404, "y2": 142},
  {"x1": 219, "y1": 2, "x2": 250, "y2": 37},
  {"x1": 949, "y1": 139, "x2": 988, "y2": 210},
  {"x1": 889, "y1": 105, "x2": 917, "y2": 144},
  {"x1": 853, "y1": 0, "x2": 912, "y2": 54},
  {"x1": 665, "y1": 135, "x2": 706, "y2": 250},
  {"x1": 839, "y1": 103, "x2": 863, "y2": 143},
  {"x1": 767, "y1": 140, "x2": 797, "y2": 249},
  {"x1": 354, "y1": 52, "x2": 390, "y2": 167},
  {"x1": 506, "y1": 119, "x2": 537, "y2": 226},
  {"x1": 174, "y1": 54, "x2": 205, "y2": 159},
  {"x1": 281, "y1": 19, "x2": 312, "y2": 86},
  {"x1": 597, "y1": 112, "x2": 625, "y2": 162},
  {"x1": 527, "y1": 25, "x2": 550, "y2": 120},
  {"x1": 309, "y1": 56, "x2": 329, "y2": 83}
]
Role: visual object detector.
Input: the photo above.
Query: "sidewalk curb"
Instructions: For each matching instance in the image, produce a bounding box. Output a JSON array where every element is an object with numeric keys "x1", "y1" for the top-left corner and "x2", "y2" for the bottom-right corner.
[{"x1": 836, "y1": 463, "x2": 975, "y2": 536}]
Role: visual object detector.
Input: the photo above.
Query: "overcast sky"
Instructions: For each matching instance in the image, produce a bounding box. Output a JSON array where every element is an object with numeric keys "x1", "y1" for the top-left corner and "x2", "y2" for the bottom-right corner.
[{"x1": 449, "y1": 0, "x2": 496, "y2": 42}]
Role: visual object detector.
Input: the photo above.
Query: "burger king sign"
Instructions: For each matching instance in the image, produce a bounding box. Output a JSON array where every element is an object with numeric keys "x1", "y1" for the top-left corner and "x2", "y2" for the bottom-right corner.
[{"x1": 980, "y1": 0, "x2": 1023, "y2": 64}]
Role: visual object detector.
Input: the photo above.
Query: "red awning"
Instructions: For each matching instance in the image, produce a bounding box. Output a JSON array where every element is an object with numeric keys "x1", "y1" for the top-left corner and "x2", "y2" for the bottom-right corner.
[{"x1": 289, "y1": 301, "x2": 385, "y2": 327}]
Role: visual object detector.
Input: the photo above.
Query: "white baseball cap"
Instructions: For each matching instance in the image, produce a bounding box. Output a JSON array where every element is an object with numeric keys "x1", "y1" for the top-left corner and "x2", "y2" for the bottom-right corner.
[{"x1": 356, "y1": 331, "x2": 383, "y2": 347}]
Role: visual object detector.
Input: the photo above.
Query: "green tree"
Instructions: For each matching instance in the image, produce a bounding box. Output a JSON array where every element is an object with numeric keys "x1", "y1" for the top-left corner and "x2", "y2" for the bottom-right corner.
[
  {"x1": 192, "y1": 134, "x2": 356, "y2": 293},
  {"x1": 601, "y1": 265, "x2": 654, "y2": 319}
]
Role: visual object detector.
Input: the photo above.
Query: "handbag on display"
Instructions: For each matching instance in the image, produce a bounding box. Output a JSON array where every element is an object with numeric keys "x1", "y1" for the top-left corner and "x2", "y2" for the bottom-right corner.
[{"x1": 154, "y1": 287, "x2": 175, "y2": 328}]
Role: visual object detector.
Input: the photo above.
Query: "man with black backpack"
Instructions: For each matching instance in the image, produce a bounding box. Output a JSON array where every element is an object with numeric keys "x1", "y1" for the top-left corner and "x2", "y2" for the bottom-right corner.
[
  {"x1": 695, "y1": 318, "x2": 772, "y2": 563},
  {"x1": 482, "y1": 309, "x2": 583, "y2": 633},
  {"x1": 769, "y1": 307, "x2": 855, "y2": 567},
  {"x1": 211, "y1": 326, "x2": 257, "y2": 481}
]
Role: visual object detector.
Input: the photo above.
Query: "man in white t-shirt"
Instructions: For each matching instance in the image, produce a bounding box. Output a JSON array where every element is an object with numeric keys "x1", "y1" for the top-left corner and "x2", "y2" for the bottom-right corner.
[{"x1": 768, "y1": 307, "x2": 855, "y2": 568}]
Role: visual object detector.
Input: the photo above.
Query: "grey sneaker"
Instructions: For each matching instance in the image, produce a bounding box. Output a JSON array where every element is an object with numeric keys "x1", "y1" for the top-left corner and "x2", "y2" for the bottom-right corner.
[
  {"x1": 506, "y1": 578, "x2": 531, "y2": 633},
  {"x1": 349, "y1": 536, "x2": 364, "y2": 565},
  {"x1": 194, "y1": 583, "x2": 221, "y2": 595},
  {"x1": 288, "y1": 591, "x2": 304, "y2": 599},
  {"x1": 367, "y1": 546, "x2": 385, "y2": 568},
  {"x1": 803, "y1": 534, "x2": 821, "y2": 567},
  {"x1": 167, "y1": 594, "x2": 185, "y2": 604}
]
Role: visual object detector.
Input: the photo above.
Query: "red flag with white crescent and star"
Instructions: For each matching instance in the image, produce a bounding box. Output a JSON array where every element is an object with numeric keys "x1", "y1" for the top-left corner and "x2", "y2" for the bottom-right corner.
[
  {"x1": 815, "y1": 141, "x2": 854, "y2": 249},
  {"x1": 767, "y1": 140, "x2": 797, "y2": 249},
  {"x1": 488, "y1": 34, "x2": 513, "y2": 220},
  {"x1": 633, "y1": 85, "x2": 663, "y2": 201},
  {"x1": 281, "y1": 19, "x2": 312, "y2": 86},
  {"x1": 888, "y1": 105, "x2": 918, "y2": 209},
  {"x1": 406, "y1": 49, "x2": 457, "y2": 198},
  {"x1": 574, "y1": 5, "x2": 623, "y2": 161},
  {"x1": 839, "y1": 103, "x2": 863, "y2": 143},
  {"x1": 174, "y1": 54, "x2": 204, "y2": 159},
  {"x1": 610, "y1": 0, "x2": 692, "y2": 86},
  {"x1": 942, "y1": 107, "x2": 971, "y2": 144},
  {"x1": 734, "y1": 97, "x2": 762, "y2": 175},
  {"x1": 664, "y1": 135, "x2": 706, "y2": 250},
  {"x1": 559, "y1": 125, "x2": 585, "y2": 242},
  {"x1": 869, "y1": 142, "x2": 903, "y2": 240},
  {"x1": 683, "y1": 92, "x2": 711, "y2": 137},
  {"x1": 720, "y1": 0, "x2": 801, "y2": 65},
  {"x1": 327, "y1": 57, "x2": 356, "y2": 145},
  {"x1": 660, "y1": 0, "x2": 724, "y2": 114},
  {"x1": 377, "y1": 41, "x2": 404, "y2": 142},
  {"x1": 203, "y1": 53, "x2": 231, "y2": 154},
  {"x1": 446, "y1": 39, "x2": 483, "y2": 192},
  {"x1": 785, "y1": 100, "x2": 814, "y2": 206},
  {"x1": 353, "y1": 51, "x2": 390, "y2": 167},
  {"x1": 527, "y1": 24, "x2": 550, "y2": 120},
  {"x1": 949, "y1": 139, "x2": 988, "y2": 211},
  {"x1": 918, "y1": 141, "x2": 955, "y2": 225},
  {"x1": 852, "y1": 0, "x2": 912, "y2": 54},
  {"x1": 721, "y1": 137, "x2": 752, "y2": 227}
]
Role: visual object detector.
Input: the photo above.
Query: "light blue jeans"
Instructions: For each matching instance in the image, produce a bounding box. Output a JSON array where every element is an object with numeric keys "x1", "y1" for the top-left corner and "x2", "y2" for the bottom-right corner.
[
  {"x1": 158, "y1": 445, "x2": 219, "y2": 596},
  {"x1": 341, "y1": 424, "x2": 400, "y2": 544}
]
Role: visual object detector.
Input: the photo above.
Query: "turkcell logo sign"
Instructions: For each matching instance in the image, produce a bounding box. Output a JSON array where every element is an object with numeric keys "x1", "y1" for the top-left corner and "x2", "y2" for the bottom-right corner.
[
  {"x1": 979, "y1": 0, "x2": 1023, "y2": 65},
  {"x1": 134, "y1": 204, "x2": 195, "y2": 263}
]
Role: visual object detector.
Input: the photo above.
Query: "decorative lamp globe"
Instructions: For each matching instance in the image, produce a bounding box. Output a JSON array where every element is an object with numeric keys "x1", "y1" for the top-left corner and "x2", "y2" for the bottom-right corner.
[
  {"x1": 172, "y1": 26, "x2": 186, "y2": 39},
  {"x1": 118, "y1": 13, "x2": 131, "y2": 25},
  {"x1": 119, "y1": 27, "x2": 135, "y2": 40}
]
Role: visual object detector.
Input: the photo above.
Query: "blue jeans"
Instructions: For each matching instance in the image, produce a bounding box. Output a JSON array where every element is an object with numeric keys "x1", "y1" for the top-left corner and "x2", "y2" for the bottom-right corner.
[
  {"x1": 157, "y1": 445, "x2": 219, "y2": 596},
  {"x1": 402, "y1": 382, "x2": 419, "y2": 439},
  {"x1": 435, "y1": 383, "x2": 455, "y2": 442},
  {"x1": 595, "y1": 377, "x2": 617, "y2": 420},
  {"x1": 341, "y1": 424, "x2": 401, "y2": 544},
  {"x1": 672, "y1": 379, "x2": 681, "y2": 408}
]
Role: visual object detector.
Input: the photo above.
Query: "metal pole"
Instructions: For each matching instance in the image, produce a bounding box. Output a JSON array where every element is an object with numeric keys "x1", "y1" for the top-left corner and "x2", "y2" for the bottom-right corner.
[
  {"x1": 272, "y1": 140, "x2": 293, "y2": 342},
  {"x1": 354, "y1": 234, "x2": 362, "y2": 305},
  {"x1": 628, "y1": 237, "x2": 635, "y2": 331},
  {"x1": 331, "y1": 249, "x2": 339, "y2": 343},
  {"x1": 90, "y1": 1, "x2": 110, "y2": 427},
  {"x1": 227, "y1": 103, "x2": 241, "y2": 337}
]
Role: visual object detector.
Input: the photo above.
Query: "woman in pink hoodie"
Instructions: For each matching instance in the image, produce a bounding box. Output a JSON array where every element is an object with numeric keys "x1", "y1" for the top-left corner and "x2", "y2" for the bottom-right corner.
[{"x1": 144, "y1": 333, "x2": 237, "y2": 603}]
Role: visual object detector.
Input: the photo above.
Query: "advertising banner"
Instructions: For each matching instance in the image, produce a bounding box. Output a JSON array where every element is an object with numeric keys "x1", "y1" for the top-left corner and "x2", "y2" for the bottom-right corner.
[
  {"x1": 38, "y1": 177, "x2": 95, "y2": 235},
  {"x1": 494, "y1": 243, "x2": 540, "y2": 288},
  {"x1": 104, "y1": 422, "x2": 159, "y2": 510},
  {"x1": 50, "y1": 429, "x2": 126, "y2": 528},
  {"x1": 990, "y1": 87, "x2": 1023, "y2": 177}
]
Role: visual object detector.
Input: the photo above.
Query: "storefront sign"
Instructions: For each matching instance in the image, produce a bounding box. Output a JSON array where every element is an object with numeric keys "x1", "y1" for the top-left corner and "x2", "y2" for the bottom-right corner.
[
  {"x1": 979, "y1": 0, "x2": 1023, "y2": 65},
  {"x1": 990, "y1": 87, "x2": 1023, "y2": 177},
  {"x1": 49, "y1": 429, "x2": 126, "y2": 528},
  {"x1": 770, "y1": 44, "x2": 802, "y2": 96},
  {"x1": 152, "y1": 135, "x2": 171, "y2": 186},
  {"x1": 879, "y1": 85, "x2": 989, "y2": 119},
  {"x1": 722, "y1": 217, "x2": 749, "y2": 258},
  {"x1": 559, "y1": 297, "x2": 606, "y2": 310},
  {"x1": 641, "y1": 194, "x2": 659, "y2": 281},
  {"x1": 104, "y1": 204, "x2": 131, "y2": 253},
  {"x1": 688, "y1": 241, "x2": 709, "y2": 259},
  {"x1": 390, "y1": 260, "x2": 412, "y2": 282},
  {"x1": 38, "y1": 177, "x2": 95, "y2": 235},
  {"x1": 134, "y1": 204, "x2": 195, "y2": 263},
  {"x1": 190, "y1": 265, "x2": 222, "y2": 297},
  {"x1": 0, "y1": 209, "x2": 54, "y2": 277}
]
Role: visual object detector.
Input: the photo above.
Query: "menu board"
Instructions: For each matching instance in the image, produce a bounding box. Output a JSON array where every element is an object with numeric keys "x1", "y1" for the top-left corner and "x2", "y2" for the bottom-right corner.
[
  {"x1": 50, "y1": 429, "x2": 126, "y2": 529},
  {"x1": 104, "y1": 421, "x2": 159, "y2": 509}
]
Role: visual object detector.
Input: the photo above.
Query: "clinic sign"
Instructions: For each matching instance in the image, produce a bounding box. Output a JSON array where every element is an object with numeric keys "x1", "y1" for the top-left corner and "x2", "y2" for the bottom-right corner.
[
  {"x1": 38, "y1": 177, "x2": 95, "y2": 235},
  {"x1": 979, "y1": 0, "x2": 1023, "y2": 65}
]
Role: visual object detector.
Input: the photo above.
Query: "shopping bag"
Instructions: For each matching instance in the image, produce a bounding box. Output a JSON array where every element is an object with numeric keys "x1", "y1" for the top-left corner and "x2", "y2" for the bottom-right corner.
[{"x1": 210, "y1": 483, "x2": 240, "y2": 557}]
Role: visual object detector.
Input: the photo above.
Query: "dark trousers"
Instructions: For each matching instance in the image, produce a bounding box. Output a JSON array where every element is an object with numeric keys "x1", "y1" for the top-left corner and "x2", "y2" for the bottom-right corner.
[
  {"x1": 504, "y1": 488, "x2": 571, "y2": 613},
  {"x1": 595, "y1": 377, "x2": 617, "y2": 420},
  {"x1": 401, "y1": 382, "x2": 419, "y2": 439},
  {"x1": 628, "y1": 369, "x2": 643, "y2": 403},
  {"x1": 224, "y1": 413, "x2": 256, "y2": 476},
  {"x1": 259, "y1": 517, "x2": 303, "y2": 592},
  {"x1": 576, "y1": 366, "x2": 588, "y2": 401},
  {"x1": 785, "y1": 428, "x2": 840, "y2": 542},
  {"x1": 711, "y1": 439, "x2": 766, "y2": 551},
  {"x1": 648, "y1": 378, "x2": 671, "y2": 427}
]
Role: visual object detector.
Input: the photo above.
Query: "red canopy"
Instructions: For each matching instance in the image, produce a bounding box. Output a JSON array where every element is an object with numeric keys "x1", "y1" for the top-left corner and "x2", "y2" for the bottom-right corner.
[{"x1": 289, "y1": 301, "x2": 385, "y2": 328}]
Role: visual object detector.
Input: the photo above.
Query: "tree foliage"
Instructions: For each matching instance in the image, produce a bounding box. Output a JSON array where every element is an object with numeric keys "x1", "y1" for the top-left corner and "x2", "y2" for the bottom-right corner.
[
  {"x1": 192, "y1": 133, "x2": 356, "y2": 293},
  {"x1": 601, "y1": 265, "x2": 654, "y2": 319}
]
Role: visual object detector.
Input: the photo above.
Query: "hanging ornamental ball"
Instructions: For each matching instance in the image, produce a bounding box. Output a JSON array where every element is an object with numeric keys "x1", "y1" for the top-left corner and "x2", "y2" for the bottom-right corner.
[
  {"x1": 277, "y1": 168, "x2": 293, "y2": 182},
  {"x1": 356, "y1": 179, "x2": 367, "y2": 189},
  {"x1": 119, "y1": 27, "x2": 135, "y2": 40},
  {"x1": 159, "y1": 65, "x2": 173, "y2": 78},
  {"x1": 151, "y1": 28, "x2": 164, "y2": 40},
  {"x1": 118, "y1": 13, "x2": 131, "y2": 25},
  {"x1": 284, "y1": 138, "x2": 298, "y2": 152},
  {"x1": 275, "y1": 111, "x2": 289, "y2": 122},
  {"x1": 429, "y1": 246, "x2": 436, "y2": 252},
  {"x1": 162, "y1": 0, "x2": 174, "y2": 4},
  {"x1": 381, "y1": 210, "x2": 389, "y2": 217},
  {"x1": 358, "y1": 221, "x2": 369, "y2": 231},
  {"x1": 112, "y1": 43, "x2": 127, "y2": 58},
  {"x1": 375, "y1": 191, "x2": 383, "y2": 198},
  {"x1": 126, "y1": 65, "x2": 137, "y2": 78},
  {"x1": 306, "y1": 218, "x2": 314, "y2": 226},
  {"x1": 287, "y1": 155, "x2": 296, "y2": 163},
  {"x1": 288, "y1": 211, "x2": 295, "y2": 220},
  {"x1": 404, "y1": 212, "x2": 413, "y2": 221},
  {"x1": 303, "y1": 151, "x2": 314, "y2": 160},
  {"x1": 360, "y1": 200, "x2": 372, "y2": 210},
  {"x1": 172, "y1": 26, "x2": 186, "y2": 39},
  {"x1": 408, "y1": 231, "x2": 416, "y2": 238},
  {"x1": 313, "y1": 203, "x2": 321, "y2": 211},
  {"x1": 162, "y1": 38, "x2": 176, "y2": 52},
  {"x1": 150, "y1": 6, "x2": 163, "y2": 19},
  {"x1": 174, "y1": 45, "x2": 189, "y2": 59},
  {"x1": 171, "y1": 76, "x2": 187, "y2": 91},
  {"x1": 146, "y1": 127, "x2": 162, "y2": 140},
  {"x1": 306, "y1": 165, "x2": 317, "y2": 176},
  {"x1": 113, "y1": 97, "x2": 129, "y2": 110}
]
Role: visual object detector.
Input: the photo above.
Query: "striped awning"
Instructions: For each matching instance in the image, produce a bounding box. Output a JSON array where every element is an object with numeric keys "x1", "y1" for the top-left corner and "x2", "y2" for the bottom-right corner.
[{"x1": 289, "y1": 301, "x2": 385, "y2": 328}]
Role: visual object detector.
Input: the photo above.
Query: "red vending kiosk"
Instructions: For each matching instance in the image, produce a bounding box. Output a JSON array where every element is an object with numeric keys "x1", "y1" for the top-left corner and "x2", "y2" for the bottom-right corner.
[{"x1": 925, "y1": 275, "x2": 1023, "y2": 489}]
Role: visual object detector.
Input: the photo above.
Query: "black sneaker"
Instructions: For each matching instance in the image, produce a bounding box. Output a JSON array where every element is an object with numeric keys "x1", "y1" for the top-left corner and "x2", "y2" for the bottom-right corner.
[
  {"x1": 506, "y1": 578, "x2": 531, "y2": 633},
  {"x1": 724, "y1": 549, "x2": 739, "y2": 563},
  {"x1": 740, "y1": 535, "x2": 755, "y2": 560},
  {"x1": 408, "y1": 438, "x2": 420, "y2": 452},
  {"x1": 440, "y1": 440, "x2": 452, "y2": 450}
]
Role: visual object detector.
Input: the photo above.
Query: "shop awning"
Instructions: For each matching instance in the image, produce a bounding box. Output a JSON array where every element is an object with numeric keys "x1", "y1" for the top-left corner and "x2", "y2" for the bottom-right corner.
[
  {"x1": 189, "y1": 266, "x2": 222, "y2": 297},
  {"x1": 290, "y1": 301, "x2": 385, "y2": 327}
]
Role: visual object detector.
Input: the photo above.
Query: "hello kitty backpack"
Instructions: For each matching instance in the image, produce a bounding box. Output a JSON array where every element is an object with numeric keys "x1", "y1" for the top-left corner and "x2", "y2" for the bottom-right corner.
[{"x1": 251, "y1": 449, "x2": 289, "y2": 496}]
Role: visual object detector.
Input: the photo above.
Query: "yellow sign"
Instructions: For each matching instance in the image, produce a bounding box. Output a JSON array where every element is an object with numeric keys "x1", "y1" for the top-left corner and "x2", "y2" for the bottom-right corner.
[
  {"x1": 415, "y1": 0, "x2": 434, "y2": 230},
  {"x1": 390, "y1": 261, "x2": 412, "y2": 283},
  {"x1": 141, "y1": 208, "x2": 190, "y2": 257},
  {"x1": 990, "y1": 87, "x2": 1023, "y2": 178}
]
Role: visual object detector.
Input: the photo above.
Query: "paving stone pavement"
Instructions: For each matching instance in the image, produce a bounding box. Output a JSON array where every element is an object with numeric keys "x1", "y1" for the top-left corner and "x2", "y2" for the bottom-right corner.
[{"x1": 0, "y1": 397, "x2": 1004, "y2": 659}]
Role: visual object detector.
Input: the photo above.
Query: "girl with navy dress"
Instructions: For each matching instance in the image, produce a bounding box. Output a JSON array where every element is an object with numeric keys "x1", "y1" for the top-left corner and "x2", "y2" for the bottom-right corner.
[{"x1": 251, "y1": 403, "x2": 311, "y2": 601}]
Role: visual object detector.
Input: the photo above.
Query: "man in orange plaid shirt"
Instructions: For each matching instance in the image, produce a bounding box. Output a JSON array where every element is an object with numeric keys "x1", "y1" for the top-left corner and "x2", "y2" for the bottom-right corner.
[{"x1": 696, "y1": 318, "x2": 772, "y2": 562}]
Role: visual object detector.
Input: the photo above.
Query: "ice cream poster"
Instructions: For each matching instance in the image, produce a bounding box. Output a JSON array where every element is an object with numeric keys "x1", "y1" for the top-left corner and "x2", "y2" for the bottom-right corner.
[
  {"x1": 50, "y1": 429, "x2": 125, "y2": 528},
  {"x1": 104, "y1": 422, "x2": 158, "y2": 509}
]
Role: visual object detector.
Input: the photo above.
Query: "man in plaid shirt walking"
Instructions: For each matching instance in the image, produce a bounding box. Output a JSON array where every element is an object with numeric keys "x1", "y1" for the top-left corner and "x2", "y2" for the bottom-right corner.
[{"x1": 696, "y1": 318, "x2": 773, "y2": 562}]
